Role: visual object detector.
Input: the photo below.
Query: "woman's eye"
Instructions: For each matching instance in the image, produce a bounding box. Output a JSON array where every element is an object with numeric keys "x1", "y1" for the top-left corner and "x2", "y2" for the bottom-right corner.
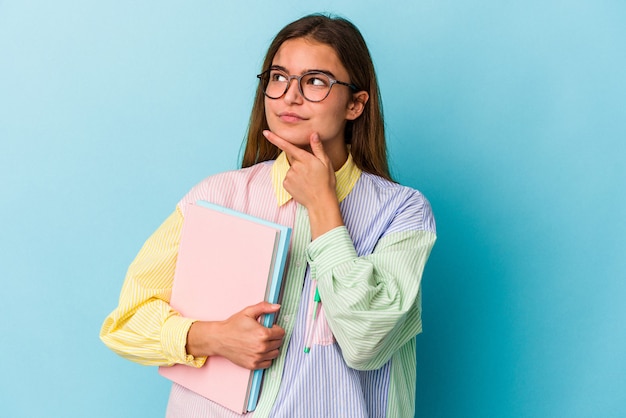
[
  {"x1": 306, "y1": 75, "x2": 329, "y2": 87},
  {"x1": 270, "y1": 72, "x2": 288, "y2": 82}
]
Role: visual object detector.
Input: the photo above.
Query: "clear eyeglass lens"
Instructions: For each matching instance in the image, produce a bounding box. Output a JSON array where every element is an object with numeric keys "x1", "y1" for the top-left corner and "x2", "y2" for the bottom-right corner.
[
  {"x1": 264, "y1": 70, "x2": 331, "y2": 101},
  {"x1": 300, "y1": 73, "x2": 331, "y2": 101}
]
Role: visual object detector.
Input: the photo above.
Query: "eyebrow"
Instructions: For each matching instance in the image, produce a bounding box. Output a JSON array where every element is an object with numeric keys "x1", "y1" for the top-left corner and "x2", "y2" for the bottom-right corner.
[{"x1": 269, "y1": 65, "x2": 338, "y2": 79}]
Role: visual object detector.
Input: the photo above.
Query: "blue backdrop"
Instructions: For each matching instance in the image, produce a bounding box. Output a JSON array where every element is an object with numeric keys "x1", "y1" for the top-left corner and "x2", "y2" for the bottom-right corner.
[{"x1": 1, "y1": 1, "x2": 624, "y2": 417}]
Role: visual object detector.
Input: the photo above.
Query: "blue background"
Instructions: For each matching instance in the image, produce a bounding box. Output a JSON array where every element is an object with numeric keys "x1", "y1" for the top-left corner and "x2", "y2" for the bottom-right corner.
[{"x1": 1, "y1": 1, "x2": 624, "y2": 417}]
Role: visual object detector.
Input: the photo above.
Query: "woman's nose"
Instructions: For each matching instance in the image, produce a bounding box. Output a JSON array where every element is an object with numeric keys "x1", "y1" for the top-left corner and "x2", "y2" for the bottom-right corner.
[{"x1": 283, "y1": 77, "x2": 303, "y2": 103}]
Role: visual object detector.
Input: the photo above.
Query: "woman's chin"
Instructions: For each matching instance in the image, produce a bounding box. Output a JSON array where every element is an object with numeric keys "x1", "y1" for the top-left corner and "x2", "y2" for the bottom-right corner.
[{"x1": 267, "y1": 127, "x2": 312, "y2": 148}]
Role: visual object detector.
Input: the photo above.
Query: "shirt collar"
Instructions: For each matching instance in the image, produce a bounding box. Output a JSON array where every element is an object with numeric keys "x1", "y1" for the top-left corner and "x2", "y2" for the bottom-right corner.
[{"x1": 271, "y1": 151, "x2": 362, "y2": 206}]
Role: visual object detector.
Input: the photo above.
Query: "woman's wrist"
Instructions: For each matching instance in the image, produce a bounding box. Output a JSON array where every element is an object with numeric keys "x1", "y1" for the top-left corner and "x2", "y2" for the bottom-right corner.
[
  {"x1": 307, "y1": 195, "x2": 344, "y2": 240},
  {"x1": 186, "y1": 320, "x2": 221, "y2": 358}
]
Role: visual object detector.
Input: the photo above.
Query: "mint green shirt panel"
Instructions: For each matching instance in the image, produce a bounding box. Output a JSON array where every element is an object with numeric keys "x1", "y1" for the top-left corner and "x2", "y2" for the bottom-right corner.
[
  {"x1": 253, "y1": 204, "x2": 310, "y2": 418},
  {"x1": 306, "y1": 227, "x2": 436, "y2": 371},
  {"x1": 388, "y1": 337, "x2": 418, "y2": 417}
]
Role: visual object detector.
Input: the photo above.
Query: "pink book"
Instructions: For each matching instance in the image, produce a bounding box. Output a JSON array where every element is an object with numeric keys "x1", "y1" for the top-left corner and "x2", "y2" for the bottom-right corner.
[{"x1": 158, "y1": 201, "x2": 291, "y2": 413}]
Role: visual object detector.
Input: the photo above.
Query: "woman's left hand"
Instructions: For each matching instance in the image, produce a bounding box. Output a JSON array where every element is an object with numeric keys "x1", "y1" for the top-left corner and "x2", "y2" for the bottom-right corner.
[
  {"x1": 263, "y1": 130, "x2": 344, "y2": 239},
  {"x1": 263, "y1": 130, "x2": 335, "y2": 208}
]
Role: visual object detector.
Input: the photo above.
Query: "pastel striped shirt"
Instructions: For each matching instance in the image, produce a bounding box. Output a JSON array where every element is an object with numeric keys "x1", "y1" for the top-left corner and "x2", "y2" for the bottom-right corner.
[{"x1": 100, "y1": 152, "x2": 436, "y2": 417}]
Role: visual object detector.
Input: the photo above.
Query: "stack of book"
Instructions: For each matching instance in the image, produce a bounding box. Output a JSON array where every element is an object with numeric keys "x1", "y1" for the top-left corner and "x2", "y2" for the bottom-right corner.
[{"x1": 159, "y1": 200, "x2": 291, "y2": 413}]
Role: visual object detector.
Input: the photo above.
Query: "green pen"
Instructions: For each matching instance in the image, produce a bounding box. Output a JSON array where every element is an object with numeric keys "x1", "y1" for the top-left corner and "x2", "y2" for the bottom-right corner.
[{"x1": 303, "y1": 287, "x2": 321, "y2": 353}]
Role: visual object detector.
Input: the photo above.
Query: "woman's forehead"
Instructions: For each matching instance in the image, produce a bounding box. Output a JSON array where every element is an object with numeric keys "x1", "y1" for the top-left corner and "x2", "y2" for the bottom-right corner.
[{"x1": 272, "y1": 38, "x2": 347, "y2": 78}]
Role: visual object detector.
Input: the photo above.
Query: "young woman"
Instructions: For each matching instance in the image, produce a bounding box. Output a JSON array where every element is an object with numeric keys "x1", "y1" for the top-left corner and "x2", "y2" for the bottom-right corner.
[{"x1": 101, "y1": 14, "x2": 436, "y2": 418}]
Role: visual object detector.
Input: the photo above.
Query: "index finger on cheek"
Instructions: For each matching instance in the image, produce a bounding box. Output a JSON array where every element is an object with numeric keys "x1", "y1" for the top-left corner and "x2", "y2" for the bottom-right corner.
[
  {"x1": 263, "y1": 130, "x2": 305, "y2": 160},
  {"x1": 262, "y1": 130, "x2": 287, "y2": 150}
]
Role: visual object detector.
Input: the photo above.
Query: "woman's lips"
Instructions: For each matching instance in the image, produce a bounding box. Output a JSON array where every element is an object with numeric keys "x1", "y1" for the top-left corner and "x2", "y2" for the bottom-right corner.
[{"x1": 278, "y1": 112, "x2": 306, "y2": 123}]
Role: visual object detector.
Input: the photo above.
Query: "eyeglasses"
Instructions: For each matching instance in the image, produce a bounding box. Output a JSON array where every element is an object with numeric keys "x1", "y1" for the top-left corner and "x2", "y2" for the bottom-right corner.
[{"x1": 257, "y1": 68, "x2": 358, "y2": 102}]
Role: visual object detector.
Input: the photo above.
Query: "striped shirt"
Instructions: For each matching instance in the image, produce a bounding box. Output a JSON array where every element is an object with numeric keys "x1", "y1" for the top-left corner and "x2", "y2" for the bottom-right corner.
[{"x1": 100, "y1": 152, "x2": 436, "y2": 417}]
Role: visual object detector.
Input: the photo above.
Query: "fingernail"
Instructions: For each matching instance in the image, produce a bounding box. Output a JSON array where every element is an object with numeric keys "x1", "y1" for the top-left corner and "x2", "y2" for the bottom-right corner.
[{"x1": 262, "y1": 130, "x2": 270, "y2": 138}]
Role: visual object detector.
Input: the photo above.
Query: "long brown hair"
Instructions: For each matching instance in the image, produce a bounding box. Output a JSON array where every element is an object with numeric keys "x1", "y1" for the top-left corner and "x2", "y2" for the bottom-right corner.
[{"x1": 241, "y1": 14, "x2": 391, "y2": 181}]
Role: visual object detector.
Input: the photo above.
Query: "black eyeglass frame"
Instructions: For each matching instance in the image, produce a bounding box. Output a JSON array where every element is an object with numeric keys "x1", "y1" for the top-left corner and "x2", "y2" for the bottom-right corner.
[{"x1": 256, "y1": 69, "x2": 359, "y2": 103}]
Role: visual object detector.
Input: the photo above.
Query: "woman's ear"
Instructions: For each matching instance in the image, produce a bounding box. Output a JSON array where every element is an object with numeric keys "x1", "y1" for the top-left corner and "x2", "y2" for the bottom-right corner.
[{"x1": 345, "y1": 91, "x2": 369, "y2": 121}]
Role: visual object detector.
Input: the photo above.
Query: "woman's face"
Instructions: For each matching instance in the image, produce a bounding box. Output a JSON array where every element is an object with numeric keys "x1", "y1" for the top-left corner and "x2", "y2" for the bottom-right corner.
[{"x1": 264, "y1": 37, "x2": 364, "y2": 163}]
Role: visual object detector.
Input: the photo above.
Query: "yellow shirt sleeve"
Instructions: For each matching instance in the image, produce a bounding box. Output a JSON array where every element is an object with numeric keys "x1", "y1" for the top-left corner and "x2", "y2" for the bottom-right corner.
[{"x1": 99, "y1": 207, "x2": 206, "y2": 368}]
